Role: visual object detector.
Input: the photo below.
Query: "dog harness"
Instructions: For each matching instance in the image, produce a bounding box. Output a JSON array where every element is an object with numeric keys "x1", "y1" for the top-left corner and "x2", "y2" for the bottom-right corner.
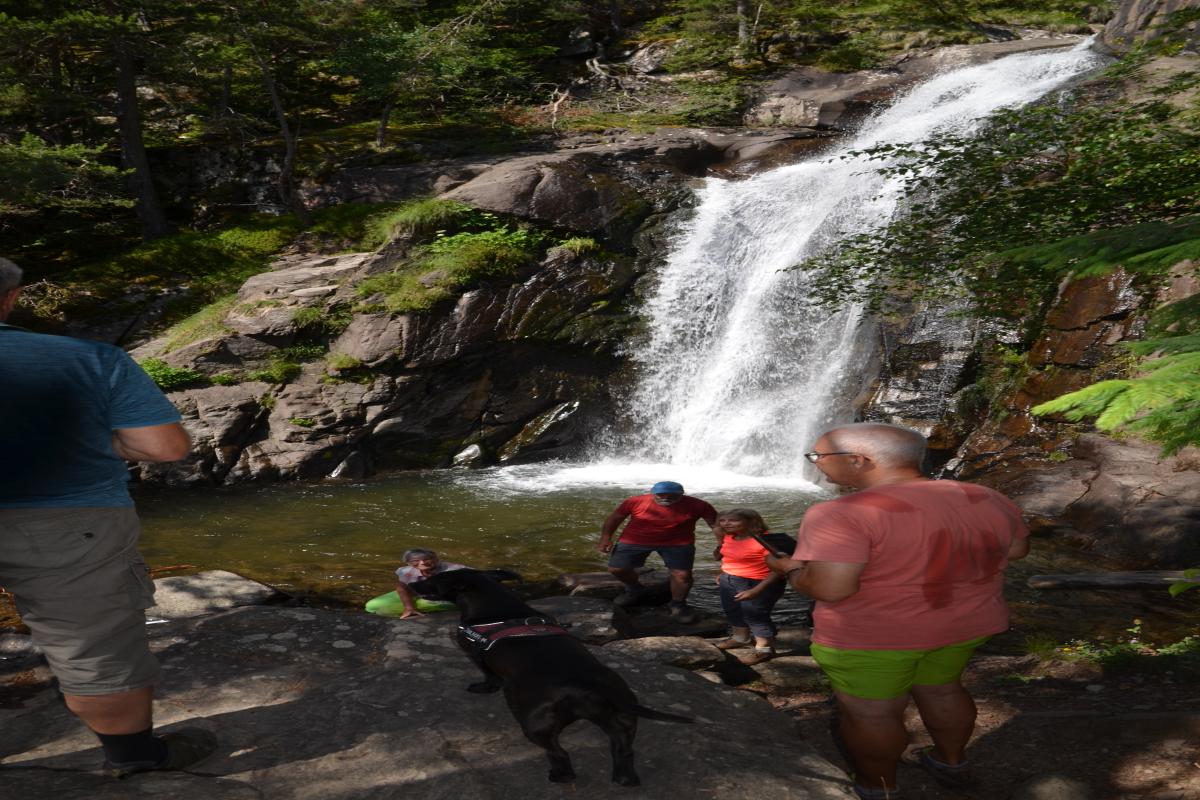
[{"x1": 458, "y1": 617, "x2": 569, "y2": 652}]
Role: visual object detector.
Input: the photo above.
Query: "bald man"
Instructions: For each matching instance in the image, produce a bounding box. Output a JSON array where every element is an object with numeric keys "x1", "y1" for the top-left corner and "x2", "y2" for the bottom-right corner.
[{"x1": 767, "y1": 423, "x2": 1029, "y2": 800}]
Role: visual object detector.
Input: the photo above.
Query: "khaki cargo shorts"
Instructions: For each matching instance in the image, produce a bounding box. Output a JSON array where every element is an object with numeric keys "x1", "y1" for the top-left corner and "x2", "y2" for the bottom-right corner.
[{"x1": 0, "y1": 506, "x2": 159, "y2": 695}]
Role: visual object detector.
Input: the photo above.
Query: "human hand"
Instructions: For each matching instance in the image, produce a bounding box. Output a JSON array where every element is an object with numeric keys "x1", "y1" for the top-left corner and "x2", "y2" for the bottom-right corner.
[
  {"x1": 733, "y1": 589, "x2": 759, "y2": 602},
  {"x1": 711, "y1": 546, "x2": 722, "y2": 561},
  {"x1": 400, "y1": 609, "x2": 426, "y2": 619},
  {"x1": 597, "y1": 539, "x2": 613, "y2": 554},
  {"x1": 765, "y1": 553, "x2": 801, "y2": 574}
]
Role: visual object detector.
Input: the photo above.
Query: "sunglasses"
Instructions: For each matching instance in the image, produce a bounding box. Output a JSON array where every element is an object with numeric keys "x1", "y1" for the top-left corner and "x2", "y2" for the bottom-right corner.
[{"x1": 804, "y1": 451, "x2": 865, "y2": 463}]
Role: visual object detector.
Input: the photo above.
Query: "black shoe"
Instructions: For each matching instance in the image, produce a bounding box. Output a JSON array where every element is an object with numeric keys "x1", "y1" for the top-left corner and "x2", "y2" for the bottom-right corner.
[
  {"x1": 103, "y1": 728, "x2": 218, "y2": 778},
  {"x1": 668, "y1": 602, "x2": 697, "y2": 624}
]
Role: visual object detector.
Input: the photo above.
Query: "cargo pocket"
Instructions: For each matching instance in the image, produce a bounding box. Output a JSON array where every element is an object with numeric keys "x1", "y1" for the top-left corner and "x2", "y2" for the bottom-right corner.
[
  {"x1": 126, "y1": 554, "x2": 157, "y2": 610},
  {"x1": 10, "y1": 510, "x2": 104, "y2": 570}
]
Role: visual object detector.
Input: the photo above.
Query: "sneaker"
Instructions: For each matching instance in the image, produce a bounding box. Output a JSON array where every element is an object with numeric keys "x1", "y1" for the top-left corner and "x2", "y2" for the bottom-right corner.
[
  {"x1": 667, "y1": 602, "x2": 696, "y2": 624},
  {"x1": 913, "y1": 747, "x2": 975, "y2": 790},
  {"x1": 715, "y1": 637, "x2": 752, "y2": 650},
  {"x1": 612, "y1": 586, "x2": 647, "y2": 607},
  {"x1": 103, "y1": 728, "x2": 218, "y2": 778}
]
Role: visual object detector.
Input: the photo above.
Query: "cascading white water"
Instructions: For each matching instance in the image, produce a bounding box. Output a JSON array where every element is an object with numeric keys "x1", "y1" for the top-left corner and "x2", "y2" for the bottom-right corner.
[{"x1": 614, "y1": 40, "x2": 1107, "y2": 479}]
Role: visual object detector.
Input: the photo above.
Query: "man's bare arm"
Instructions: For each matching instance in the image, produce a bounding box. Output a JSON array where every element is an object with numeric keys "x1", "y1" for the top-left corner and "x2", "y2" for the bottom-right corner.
[
  {"x1": 766, "y1": 555, "x2": 865, "y2": 602},
  {"x1": 111, "y1": 423, "x2": 191, "y2": 462}
]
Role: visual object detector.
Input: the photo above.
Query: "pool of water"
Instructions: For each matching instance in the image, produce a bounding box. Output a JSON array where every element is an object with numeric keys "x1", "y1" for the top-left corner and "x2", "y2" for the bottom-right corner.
[{"x1": 126, "y1": 462, "x2": 1199, "y2": 647}]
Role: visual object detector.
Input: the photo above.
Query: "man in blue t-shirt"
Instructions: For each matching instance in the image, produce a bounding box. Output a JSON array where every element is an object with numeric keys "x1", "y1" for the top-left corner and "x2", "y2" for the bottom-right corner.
[{"x1": 0, "y1": 258, "x2": 215, "y2": 775}]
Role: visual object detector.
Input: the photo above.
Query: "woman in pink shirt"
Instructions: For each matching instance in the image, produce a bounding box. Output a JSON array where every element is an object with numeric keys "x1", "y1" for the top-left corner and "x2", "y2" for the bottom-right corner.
[{"x1": 712, "y1": 508, "x2": 787, "y2": 665}]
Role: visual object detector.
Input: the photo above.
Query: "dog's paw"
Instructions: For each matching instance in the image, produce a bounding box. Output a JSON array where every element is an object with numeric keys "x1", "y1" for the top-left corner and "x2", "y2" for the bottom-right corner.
[
  {"x1": 613, "y1": 771, "x2": 641, "y2": 787},
  {"x1": 548, "y1": 768, "x2": 576, "y2": 783},
  {"x1": 466, "y1": 681, "x2": 502, "y2": 694}
]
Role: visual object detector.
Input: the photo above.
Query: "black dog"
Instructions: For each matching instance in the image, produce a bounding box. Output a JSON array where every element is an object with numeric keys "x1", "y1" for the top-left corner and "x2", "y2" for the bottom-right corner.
[{"x1": 409, "y1": 569, "x2": 693, "y2": 786}]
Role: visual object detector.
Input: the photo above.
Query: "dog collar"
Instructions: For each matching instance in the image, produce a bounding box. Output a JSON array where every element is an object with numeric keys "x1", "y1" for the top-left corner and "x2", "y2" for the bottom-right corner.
[{"x1": 459, "y1": 617, "x2": 569, "y2": 652}]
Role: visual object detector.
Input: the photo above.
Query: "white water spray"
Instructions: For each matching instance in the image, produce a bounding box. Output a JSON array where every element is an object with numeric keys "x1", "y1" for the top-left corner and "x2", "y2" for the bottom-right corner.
[{"x1": 605, "y1": 41, "x2": 1107, "y2": 481}]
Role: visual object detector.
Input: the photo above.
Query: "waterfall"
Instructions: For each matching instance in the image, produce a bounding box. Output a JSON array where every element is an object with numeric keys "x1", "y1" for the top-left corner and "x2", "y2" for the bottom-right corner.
[{"x1": 613, "y1": 40, "x2": 1107, "y2": 480}]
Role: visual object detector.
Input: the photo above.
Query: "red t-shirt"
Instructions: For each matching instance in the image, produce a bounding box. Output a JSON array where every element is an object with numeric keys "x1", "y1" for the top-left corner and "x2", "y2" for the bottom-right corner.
[
  {"x1": 720, "y1": 535, "x2": 772, "y2": 580},
  {"x1": 615, "y1": 494, "x2": 716, "y2": 546},
  {"x1": 794, "y1": 480, "x2": 1029, "y2": 650}
]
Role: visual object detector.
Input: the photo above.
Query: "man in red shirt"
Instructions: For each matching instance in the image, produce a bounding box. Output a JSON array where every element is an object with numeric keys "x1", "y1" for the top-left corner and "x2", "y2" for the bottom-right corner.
[
  {"x1": 767, "y1": 423, "x2": 1029, "y2": 800},
  {"x1": 597, "y1": 481, "x2": 718, "y2": 624}
]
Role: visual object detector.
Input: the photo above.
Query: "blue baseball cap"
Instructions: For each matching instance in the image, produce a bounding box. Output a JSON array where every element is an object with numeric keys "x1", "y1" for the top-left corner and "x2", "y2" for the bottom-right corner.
[{"x1": 650, "y1": 481, "x2": 684, "y2": 495}]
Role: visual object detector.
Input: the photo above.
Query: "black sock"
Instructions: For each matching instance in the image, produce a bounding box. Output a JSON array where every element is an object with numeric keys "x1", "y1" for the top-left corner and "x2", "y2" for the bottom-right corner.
[{"x1": 97, "y1": 728, "x2": 167, "y2": 765}]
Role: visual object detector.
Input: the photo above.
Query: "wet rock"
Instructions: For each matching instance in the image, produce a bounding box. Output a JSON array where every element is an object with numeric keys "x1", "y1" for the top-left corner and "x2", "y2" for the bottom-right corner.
[
  {"x1": 983, "y1": 434, "x2": 1200, "y2": 567},
  {"x1": 452, "y1": 443, "x2": 487, "y2": 467},
  {"x1": 558, "y1": 568, "x2": 671, "y2": 599},
  {"x1": 148, "y1": 571, "x2": 288, "y2": 620}
]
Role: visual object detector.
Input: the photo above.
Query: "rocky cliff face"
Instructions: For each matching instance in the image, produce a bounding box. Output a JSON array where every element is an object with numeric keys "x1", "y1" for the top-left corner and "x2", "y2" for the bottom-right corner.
[
  {"x1": 1102, "y1": 0, "x2": 1200, "y2": 52},
  {"x1": 135, "y1": 130, "x2": 821, "y2": 485}
]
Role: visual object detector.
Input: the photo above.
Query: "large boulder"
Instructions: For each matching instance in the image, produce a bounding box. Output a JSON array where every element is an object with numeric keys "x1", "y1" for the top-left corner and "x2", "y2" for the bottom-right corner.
[
  {"x1": 983, "y1": 434, "x2": 1200, "y2": 568},
  {"x1": 1102, "y1": 0, "x2": 1200, "y2": 52}
]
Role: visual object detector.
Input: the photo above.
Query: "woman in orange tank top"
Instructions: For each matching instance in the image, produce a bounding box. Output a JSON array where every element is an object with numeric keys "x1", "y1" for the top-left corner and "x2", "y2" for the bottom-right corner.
[{"x1": 712, "y1": 508, "x2": 787, "y2": 665}]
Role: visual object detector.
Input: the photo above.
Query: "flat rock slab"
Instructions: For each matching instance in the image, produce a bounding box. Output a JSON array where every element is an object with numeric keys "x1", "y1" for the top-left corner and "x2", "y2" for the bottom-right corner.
[
  {"x1": 602, "y1": 636, "x2": 726, "y2": 670},
  {"x1": 0, "y1": 606, "x2": 854, "y2": 799},
  {"x1": 148, "y1": 570, "x2": 287, "y2": 620}
]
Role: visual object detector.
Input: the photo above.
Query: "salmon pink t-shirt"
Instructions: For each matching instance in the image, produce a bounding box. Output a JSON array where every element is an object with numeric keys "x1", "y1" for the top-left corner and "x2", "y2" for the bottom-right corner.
[
  {"x1": 720, "y1": 535, "x2": 773, "y2": 580},
  {"x1": 615, "y1": 494, "x2": 717, "y2": 546},
  {"x1": 794, "y1": 480, "x2": 1029, "y2": 650}
]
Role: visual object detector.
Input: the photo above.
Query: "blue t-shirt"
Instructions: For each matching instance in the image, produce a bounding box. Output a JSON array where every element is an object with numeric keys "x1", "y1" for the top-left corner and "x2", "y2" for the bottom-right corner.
[{"x1": 0, "y1": 323, "x2": 182, "y2": 507}]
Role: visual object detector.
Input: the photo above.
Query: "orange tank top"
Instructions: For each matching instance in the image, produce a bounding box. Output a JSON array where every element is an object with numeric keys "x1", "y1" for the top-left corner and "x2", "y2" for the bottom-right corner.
[{"x1": 720, "y1": 535, "x2": 771, "y2": 580}]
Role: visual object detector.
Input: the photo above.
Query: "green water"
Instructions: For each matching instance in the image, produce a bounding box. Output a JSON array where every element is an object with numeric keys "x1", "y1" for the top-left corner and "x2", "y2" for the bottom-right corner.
[{"x1": 133, "y1": 466, "x2": 1199, "y2": 647}]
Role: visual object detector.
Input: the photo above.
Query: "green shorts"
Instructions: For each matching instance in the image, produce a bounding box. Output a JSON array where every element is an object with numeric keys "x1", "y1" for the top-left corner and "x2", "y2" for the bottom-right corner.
[
  {"x1": 810, "y1": 636, "x2": 990, "y2": 700},
  {"x1": 0, "y1": 507, "x2": 159, "y2": 695}
]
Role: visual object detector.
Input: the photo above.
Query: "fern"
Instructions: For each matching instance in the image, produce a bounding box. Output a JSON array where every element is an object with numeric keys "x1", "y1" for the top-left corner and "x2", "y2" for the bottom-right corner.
[
  {"x1": 1032, "y1": 380, "x2": 1132, "y2": 420},
  {"x1": 1031, "y1": 316, "x2": 1200, "y2": 454},
  {"x1": 1129, "y1": 334, "x2": 1200, "y2": 358},
  {"x1": 1033, "y1": 289, "x2": 1200, "y2": 453}
]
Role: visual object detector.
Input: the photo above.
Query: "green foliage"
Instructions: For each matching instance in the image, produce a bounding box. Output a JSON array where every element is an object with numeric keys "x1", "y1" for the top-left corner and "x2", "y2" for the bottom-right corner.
[
  {"x1": 1044, "y1": 621, "x2": 1200, "y2": 675},
  {"x1": 0, "y1": 134, "x2": 130, "y2": 214},
  {"x1": 1170, "y1": 569, "x2": 1200, "y2": 597},
  {"x1": 326, "y1": 352, "x2": 363, "y2": 371},
  {"x1": 795, "y1": 74, "x2": 1200, "y2": 314},
  {"x1": 366, "y1": 199, "x2": 477, "y2": 246},
  {"x1": 161, "y1": 294, "x2": 237, "y2": 353},
  {"x1": 357, "y1": 226, "x2": 546, "y2": 313},
  {"x1": 288, "y1": 417, "x2": 317, "y2": 428},
  {"x1": 558, "y1": 237, "x2": 600, "y2": 255},
  {"x1": 675, "y1": 79, "x2": 749, "y2": 125},
  {"x1": 1032, "y1": 290, "x2": 1200, "y2": 455},
  {"x1": 138, "y1": 358, "x2": 207, "y2": 391},
  {"x1": 245, "y1": 360, "x2": 303, "y2": 384}
]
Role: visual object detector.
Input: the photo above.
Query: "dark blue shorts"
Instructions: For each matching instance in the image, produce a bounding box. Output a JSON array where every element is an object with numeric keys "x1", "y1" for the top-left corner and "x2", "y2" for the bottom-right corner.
[{"x1": 608, "y1": 543, "x2": 695, "y2": 571}]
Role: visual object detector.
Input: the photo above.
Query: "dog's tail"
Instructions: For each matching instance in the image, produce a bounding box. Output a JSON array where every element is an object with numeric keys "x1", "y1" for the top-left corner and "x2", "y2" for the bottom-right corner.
[{"x1": 630, "y1": 704, "x2": 695, "y2": 724}]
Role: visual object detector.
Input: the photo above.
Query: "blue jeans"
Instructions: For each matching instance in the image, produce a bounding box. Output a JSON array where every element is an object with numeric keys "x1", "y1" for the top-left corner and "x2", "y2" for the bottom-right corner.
[{"x1": 718, "y1": 573, "x2": 786, "y2": 639}]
